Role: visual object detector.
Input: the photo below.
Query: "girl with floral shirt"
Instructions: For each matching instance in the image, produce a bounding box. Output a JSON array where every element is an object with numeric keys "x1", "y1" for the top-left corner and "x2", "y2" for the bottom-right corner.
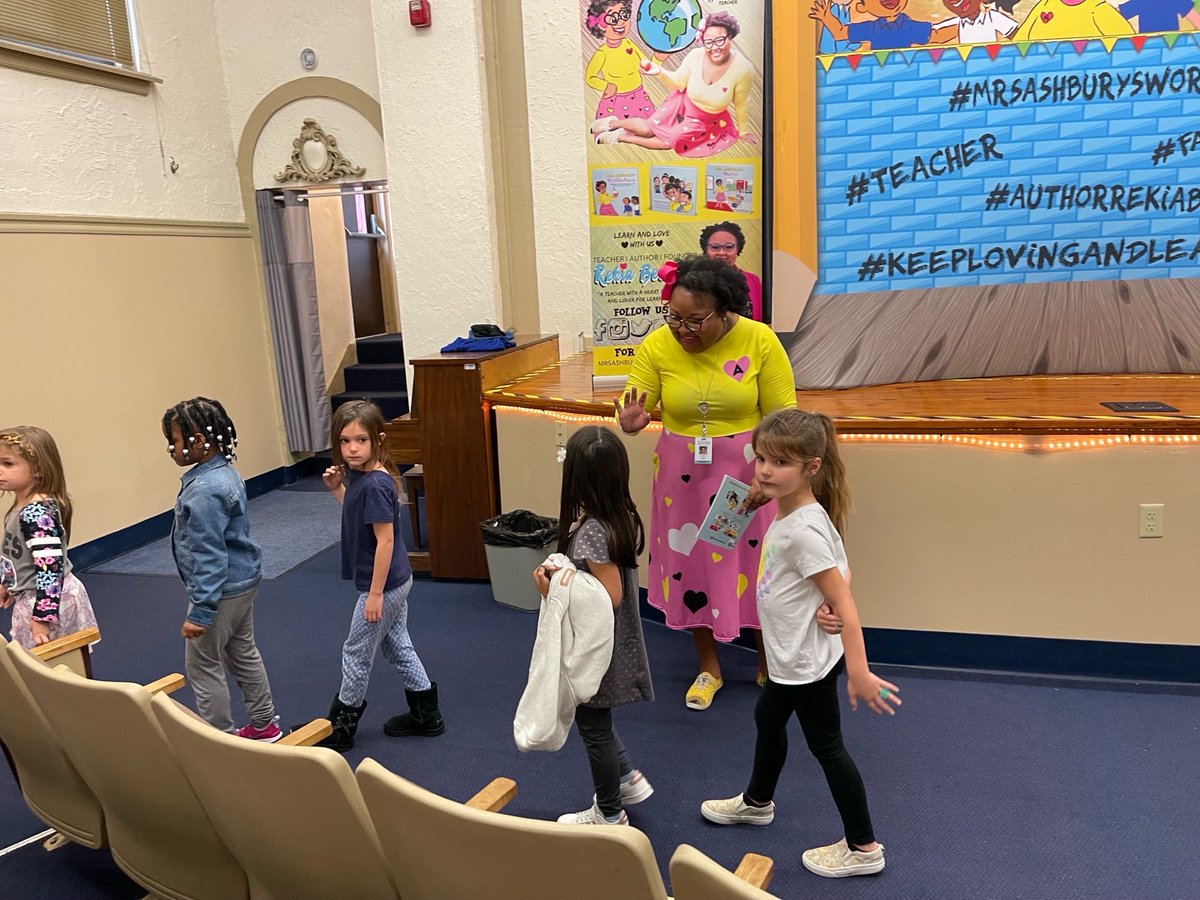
[{"x1": 0, "y1": 426, "x2": 97, "y2": 647}]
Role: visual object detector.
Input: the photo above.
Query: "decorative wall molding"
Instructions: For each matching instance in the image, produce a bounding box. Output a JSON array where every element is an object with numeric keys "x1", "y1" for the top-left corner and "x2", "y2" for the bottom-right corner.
[
  {"x1": 0, "y1": 212, "x2": 251, "y2": 238},
  {"x1": 273, "y1": 118, "x2": 366, "y2": 183}
]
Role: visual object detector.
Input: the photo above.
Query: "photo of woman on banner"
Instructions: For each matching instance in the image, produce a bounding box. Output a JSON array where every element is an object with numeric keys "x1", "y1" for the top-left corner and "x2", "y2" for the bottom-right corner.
[
  {"x1": 615, "y1": 256, "x2": 839, "y2": 711},
  {"x1": 701, "y1": 221, "x2": 763, "y2": 322},
  {"x1": 591, "y1": 12, "x2": 757, "y2": 158},
  {"x1": 584, "y1": 0, "x2": 657, "y2": 124}
]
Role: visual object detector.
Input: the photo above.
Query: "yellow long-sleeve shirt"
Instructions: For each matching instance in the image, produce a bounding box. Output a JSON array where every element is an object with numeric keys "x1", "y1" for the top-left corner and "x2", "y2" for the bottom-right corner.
[
  {"x1": 585, "y1": 40, "x2": 650, "y2": 94},
  {"x1": 623, "y1": 317, "x2": 796, "y2": 437},
  {"x1": 657, "y1": 49, "x2": 754, "y2": 134},
  {"x1": 1012, "y1": 0, "x2": 1133, "y2": 41}
]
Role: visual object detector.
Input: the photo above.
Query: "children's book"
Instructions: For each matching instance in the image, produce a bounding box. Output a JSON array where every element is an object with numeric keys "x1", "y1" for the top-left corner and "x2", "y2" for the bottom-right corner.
[{"x1": 697, "y1": 475, "x2": 755, "y2": 549}]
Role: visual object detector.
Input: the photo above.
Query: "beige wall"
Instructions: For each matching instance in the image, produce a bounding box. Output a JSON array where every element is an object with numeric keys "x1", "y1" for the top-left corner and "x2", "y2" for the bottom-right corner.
[
  {"x1": 495, "y1": 409, "x2": 1200, "y2": 646},
  {"x1": 0, "y1": 231, "x2": 290, "y2": 545}
]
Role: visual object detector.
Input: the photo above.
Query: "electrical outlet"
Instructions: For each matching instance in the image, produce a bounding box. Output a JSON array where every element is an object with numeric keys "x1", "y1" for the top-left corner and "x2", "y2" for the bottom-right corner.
[
  {"x1": 1138, "y1": 503, "x2": 1165, "y2": 538},
  {"x1": 555, "y1": 421, "x2": 566, "y2": 445}
]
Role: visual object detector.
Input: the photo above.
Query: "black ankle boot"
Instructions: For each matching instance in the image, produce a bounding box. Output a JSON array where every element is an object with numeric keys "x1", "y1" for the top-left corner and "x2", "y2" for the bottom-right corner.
[
  {"x1": 383, "y1": 682, "x2": 445, "y2": 737},
  {"x1": 315, "y1": 696, "x2": 367, "y2": 752}
]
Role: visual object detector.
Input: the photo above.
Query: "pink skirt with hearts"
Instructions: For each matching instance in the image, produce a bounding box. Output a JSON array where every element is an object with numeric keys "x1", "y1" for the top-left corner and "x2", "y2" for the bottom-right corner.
[
  {"x1": 647, "y1": 89, "x2": 740, "y2": 159},
  {"x1": 646, "y1": 429, "x2": 772, "y2": 641},
  {"x1": 595, "y1": 85, "x2": 655, "y2": 122}
]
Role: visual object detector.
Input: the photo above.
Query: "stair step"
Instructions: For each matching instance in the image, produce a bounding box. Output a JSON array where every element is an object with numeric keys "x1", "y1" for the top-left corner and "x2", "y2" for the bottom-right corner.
[
  {"x1": 356, "y1": 333, "x2": 405, "y2": 365},
  {"x1": 331, "y1": 391, "x2": 410, "y2": 422},
  {"x1": 344, "y1": 363, "x2": 409, "y2": 393}
]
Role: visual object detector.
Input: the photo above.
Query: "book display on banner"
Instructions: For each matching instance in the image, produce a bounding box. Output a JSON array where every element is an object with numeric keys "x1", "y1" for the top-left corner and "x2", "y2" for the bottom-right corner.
[{"x1": 580, "y1": 0, "x2": 768, "y2": 387}]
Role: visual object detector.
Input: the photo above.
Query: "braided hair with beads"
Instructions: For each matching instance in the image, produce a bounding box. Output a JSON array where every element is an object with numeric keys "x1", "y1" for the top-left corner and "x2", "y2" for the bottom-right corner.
[{"x1": 161, "y1": 397, "x2": 239, "y2": 462}]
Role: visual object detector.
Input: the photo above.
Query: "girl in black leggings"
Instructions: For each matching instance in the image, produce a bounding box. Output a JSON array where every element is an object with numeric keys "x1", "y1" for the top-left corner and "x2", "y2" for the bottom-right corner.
[{"x1": 701, "y1": 409, "x2": 902, "y2": 878}]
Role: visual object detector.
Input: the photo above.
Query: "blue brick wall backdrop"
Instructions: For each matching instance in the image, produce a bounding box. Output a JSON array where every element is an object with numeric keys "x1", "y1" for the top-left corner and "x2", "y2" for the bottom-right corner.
[{"x1": 816, "y1": 37, "x2": 1200, "y2": 295}]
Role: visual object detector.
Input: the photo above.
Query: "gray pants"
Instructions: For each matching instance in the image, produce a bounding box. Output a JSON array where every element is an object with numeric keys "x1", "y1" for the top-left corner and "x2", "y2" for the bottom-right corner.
[
  {"x1": 337, "y1": 577, "x2": 431, "y2": 707},
  {"x1": 184, "y1": 587, "x2": 276, "y2": 732}
]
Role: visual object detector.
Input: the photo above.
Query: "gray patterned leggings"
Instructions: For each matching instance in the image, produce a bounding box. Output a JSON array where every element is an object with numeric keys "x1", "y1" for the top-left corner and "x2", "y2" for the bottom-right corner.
[{"x1": 336, "y1": 577, "x2": 431, "y2": 707}]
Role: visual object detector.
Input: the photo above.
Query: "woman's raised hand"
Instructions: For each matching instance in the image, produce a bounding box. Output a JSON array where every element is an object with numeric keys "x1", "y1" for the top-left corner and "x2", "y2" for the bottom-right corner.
[{"x1": 615, "y1": 388, "x2": 651, "y2": 434}]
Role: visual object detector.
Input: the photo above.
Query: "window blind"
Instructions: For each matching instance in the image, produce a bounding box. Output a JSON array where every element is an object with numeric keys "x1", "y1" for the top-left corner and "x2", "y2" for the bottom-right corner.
[{"x1": 1, "y1": 0, "x2": 135, "y2": 68}]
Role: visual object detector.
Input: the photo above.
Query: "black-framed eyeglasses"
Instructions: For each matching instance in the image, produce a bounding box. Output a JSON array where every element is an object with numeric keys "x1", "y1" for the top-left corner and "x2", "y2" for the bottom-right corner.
[
  {"x1": 701, "y1": 35, "x2": 729, "y2": 49},
  {"x1": 605, "y1": 9, "x2": 632, "y2": 25},
  {"x1": 664, "y1": 309, "x2": 716, "y2": 333}
]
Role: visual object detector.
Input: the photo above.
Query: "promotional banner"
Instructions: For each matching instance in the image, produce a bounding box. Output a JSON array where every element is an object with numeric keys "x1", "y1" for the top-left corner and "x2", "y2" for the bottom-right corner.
[
  {"x1": 581, "y1": 0, "x2": 767, "y2": 383},
  {"x1": 775, "y1": 0, "x2": 1200, "y2": 387}
]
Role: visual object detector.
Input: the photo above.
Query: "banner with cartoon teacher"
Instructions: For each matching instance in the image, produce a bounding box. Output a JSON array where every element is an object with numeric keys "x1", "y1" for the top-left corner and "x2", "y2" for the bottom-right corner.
[{"x1": 582, "y1": 0, "x2": 768, "y2": 382}]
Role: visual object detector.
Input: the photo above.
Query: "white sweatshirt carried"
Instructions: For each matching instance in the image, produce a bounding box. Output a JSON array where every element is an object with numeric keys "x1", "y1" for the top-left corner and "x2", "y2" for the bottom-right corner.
[{"x1": 513, "y1": 554, "x2": 614, "y2": 752}]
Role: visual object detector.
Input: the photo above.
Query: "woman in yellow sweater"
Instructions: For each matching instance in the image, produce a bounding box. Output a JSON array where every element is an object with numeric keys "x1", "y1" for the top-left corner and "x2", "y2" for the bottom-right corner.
[
  {"x1": 592, "y1": 11, "x2": 758, "y2": 158},
  {"x1": 618, "y1": 257, "x2": 826, "y2": 710}
]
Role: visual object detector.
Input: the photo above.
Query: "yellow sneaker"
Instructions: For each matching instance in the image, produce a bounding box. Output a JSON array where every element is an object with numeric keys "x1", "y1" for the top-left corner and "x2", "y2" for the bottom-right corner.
[{"x1": 685, "y1": 672, "x2": 723, "y2": 710}]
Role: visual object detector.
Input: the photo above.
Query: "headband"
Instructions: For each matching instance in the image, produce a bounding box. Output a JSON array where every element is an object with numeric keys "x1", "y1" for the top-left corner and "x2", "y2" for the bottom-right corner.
[{"x1": 658, "y1": 259, "x2": 679, "y2": 302}]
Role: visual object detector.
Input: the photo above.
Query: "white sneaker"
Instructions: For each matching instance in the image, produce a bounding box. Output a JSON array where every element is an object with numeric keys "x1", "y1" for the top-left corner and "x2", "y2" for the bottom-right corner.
[
  {"x1": 802, "y1": 838, "x2": 885, "y2": 878},
  {"x1": 700, "y1": 794, "x2": 775, "y2": 825},
  {"x1": 620, "y1": 769, "x2": 654, "y2": 805},
  {"x1": 557, "y1": 801, "x2": 629, "y2": 826},
  {"x1": 595, "y1": 128, "x2": 625, "y2": 145}
]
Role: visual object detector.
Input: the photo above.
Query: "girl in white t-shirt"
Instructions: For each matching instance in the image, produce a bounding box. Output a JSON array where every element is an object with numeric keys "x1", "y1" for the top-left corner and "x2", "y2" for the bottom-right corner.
[{"x1": 700, "y1": 409, "x2": 901, "y2": 880}]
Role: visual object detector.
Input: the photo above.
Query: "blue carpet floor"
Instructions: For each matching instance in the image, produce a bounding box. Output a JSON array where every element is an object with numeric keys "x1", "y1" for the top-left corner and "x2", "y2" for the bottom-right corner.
[
  {"x1": 3, "y1": 544, "x2": 1199, "y2": 898},
  {"x1": 87, "y1": 489, "x2": 342, "y2": 580}
]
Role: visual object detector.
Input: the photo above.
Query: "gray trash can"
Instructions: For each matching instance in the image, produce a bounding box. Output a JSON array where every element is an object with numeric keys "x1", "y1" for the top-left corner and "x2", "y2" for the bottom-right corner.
[{"x1": 480, "y1": 510, "x2": 558, "y2": 612}]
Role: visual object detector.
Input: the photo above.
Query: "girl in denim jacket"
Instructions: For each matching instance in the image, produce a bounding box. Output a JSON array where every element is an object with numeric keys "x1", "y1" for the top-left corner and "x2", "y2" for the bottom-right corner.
[{"x1": 163, "y1": 397, "x2": 281, "y2": 741}]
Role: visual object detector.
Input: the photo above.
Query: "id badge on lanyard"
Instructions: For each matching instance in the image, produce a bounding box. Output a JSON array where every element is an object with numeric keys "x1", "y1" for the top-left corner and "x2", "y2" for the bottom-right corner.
[{"x1": 694, "y1": 436, "x2": 712, "y2": 464}]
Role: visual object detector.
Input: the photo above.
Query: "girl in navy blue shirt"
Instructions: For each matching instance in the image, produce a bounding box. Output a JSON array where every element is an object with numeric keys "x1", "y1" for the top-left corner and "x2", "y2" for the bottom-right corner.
[{"x1": 316, "y1": 400, "x2": 443, "y2": 751}]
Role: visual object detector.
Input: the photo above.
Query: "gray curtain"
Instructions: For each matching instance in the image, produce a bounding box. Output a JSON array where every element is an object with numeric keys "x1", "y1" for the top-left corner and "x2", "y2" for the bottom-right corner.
[{"x1": 256, "y1": 190, "x2": 331, "y2": 452}]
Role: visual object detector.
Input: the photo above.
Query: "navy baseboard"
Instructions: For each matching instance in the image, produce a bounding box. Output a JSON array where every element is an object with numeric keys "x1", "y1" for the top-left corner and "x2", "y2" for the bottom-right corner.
[
  {"x1": 72, "y1": 458, "x2": 322, "y2": 571},
  {"x1": 637, "y1": 588, "x2": 1199, "y2": 685}
]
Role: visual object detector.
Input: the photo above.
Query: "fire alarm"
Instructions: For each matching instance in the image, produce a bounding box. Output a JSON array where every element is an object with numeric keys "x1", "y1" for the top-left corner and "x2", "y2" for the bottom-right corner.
[{"x1": 409, "y1": 0, "x2": 431, "y2": 28}]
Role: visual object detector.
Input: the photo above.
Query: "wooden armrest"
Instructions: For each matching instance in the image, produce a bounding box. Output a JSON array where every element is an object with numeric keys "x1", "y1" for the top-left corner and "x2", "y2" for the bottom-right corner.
[
  {"x1": 144, "y1": 673, "x2": 186, "y2": 696},
  {"x1": 278, "y1": 719, "x2": 333, "y2": 747},
  {"x1": 466, "y1": 777, "x2": 517, "y2": 812},
  {"x1": 31, "y1": 627, "x2": 100, "y2": 662},
  {"x1": 732, "y1": 853, "x2": 773, "y2": 891}
]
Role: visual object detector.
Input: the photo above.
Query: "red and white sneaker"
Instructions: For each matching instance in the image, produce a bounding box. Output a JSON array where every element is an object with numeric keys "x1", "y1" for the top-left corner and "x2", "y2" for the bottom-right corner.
[{"x1": 235, "y1": 716, "x2": 283, "y2": 743}]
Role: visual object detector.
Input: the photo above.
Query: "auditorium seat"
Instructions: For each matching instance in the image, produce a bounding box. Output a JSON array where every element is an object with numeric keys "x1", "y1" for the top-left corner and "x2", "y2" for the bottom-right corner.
[
  {"x1": 355, "y1": 758, "x2": 671, "y2": 900},
  {"x1": 151, "y1": 692, "x2": 398, "y2": 899},
  {"x1": 669, "y1": 843, "x2": 777, "y2": 899},
  {"x1": 0, "y1": 629, "x2": 106, "y2": 851},
  {"x1": 5, "y1": 642, "x2": 249, "y2": 900}
]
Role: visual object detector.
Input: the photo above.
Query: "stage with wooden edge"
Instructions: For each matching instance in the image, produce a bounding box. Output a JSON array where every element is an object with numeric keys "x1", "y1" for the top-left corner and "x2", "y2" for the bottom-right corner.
[{"x1": 484, "y1": 351, "x2": 1200, "y2": 436}]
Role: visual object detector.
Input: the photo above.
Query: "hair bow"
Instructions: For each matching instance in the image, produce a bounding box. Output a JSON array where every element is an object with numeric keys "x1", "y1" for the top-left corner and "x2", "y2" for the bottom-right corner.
[
  {"x1": 658, "y1": 259, "x2": 679, "y2": 303},
  {"x1": 587, "y1": 14, "x2": 605, "y2": 29}
]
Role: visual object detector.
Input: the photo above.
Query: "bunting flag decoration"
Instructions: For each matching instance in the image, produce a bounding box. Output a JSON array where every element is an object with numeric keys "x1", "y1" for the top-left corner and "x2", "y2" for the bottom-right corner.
[{"x1": 815, "y1": 31, "x2": 1197, "y2": 71}]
